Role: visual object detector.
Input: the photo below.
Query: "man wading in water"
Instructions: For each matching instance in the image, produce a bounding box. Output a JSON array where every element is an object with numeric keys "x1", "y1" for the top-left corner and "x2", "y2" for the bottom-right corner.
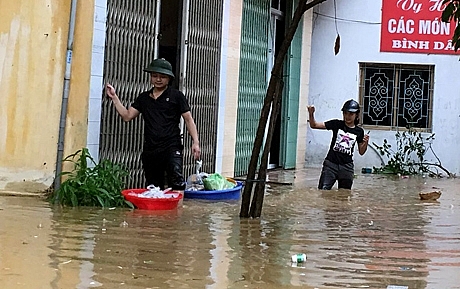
[{"x1": 106, "y1": 58, "x2": 201, "y2": 190}]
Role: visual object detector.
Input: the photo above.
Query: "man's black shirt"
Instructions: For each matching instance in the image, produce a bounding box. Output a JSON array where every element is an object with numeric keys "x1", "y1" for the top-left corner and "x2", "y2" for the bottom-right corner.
[{"x1": 131, "y1": 87, "x2": 191, "y2": 150}]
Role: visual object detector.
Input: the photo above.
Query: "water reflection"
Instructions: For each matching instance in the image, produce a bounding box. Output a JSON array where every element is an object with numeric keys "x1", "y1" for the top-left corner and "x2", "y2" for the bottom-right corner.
[{"x1": 1, "y1": 169, "x2": 459, "y2": 288}]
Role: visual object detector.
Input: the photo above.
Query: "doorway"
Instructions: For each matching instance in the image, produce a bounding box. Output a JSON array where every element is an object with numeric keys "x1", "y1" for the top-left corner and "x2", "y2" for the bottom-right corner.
[
  {"x1": 267, "y1": 0, "x2": 286, "y2": 169},
  {"x1": 100, "y1": 0, "x2": 222, "y2": 187}
]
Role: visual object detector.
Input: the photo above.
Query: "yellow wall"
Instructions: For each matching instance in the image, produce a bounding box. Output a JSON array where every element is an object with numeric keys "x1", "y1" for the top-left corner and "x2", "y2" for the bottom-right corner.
[{"x1": 0, "y1": 0, "x2": 95, "y2": 192}]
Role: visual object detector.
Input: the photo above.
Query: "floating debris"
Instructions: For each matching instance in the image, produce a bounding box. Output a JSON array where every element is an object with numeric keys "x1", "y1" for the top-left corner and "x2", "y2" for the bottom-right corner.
[
  {"x1": 419, "y1": 191, "x2": 442, "y2": 201},
  {"x1": 291, "y1": 253, "x2": 307, "y2": 263}
]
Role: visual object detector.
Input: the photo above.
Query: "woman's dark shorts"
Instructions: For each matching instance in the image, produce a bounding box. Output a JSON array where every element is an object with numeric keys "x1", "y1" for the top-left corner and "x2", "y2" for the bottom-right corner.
[{"x1": 318, "y1": 159, "x2": 354, "y2": 190}]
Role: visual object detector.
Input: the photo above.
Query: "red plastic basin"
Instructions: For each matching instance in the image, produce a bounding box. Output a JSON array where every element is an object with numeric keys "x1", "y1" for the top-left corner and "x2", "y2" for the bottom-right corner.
[{"x1": 121, "y1": 189, "x2": 183, "y2": 210}]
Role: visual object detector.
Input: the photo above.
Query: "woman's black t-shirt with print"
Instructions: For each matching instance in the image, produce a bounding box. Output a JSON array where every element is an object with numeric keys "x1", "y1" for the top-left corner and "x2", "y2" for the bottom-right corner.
[{"x1": 324, "y1": 119, "x2": 364, "y2": 165}]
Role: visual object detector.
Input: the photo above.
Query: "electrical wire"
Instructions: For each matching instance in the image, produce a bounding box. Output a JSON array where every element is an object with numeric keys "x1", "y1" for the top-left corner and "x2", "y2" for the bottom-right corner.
[
  {"x1": 333, "y1": 0, "x2": 339, "y2": 34},
  {"x1": 314, "y1": 11, "x2": 381, "y2": 25}
]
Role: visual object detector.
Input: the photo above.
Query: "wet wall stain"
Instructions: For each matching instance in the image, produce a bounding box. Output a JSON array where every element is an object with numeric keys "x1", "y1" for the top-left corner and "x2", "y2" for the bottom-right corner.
[{"x1": 4, "y1": 181, "x2": 48, "y2": 193}]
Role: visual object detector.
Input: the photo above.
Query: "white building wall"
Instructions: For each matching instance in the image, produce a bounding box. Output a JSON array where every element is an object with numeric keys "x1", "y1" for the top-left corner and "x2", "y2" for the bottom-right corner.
[
  {"x1": 307, "y1": 0, "x2": 460, "y2": 175},
  {"x1": 216, "y1": 0, "x2": 243, "y2": 176},
  {"x1": 87, "y1": 0, "x2": 107, "y2": 164},
  {"x1": 297, "y1": 10, "x2": 314, "y2": 169}
]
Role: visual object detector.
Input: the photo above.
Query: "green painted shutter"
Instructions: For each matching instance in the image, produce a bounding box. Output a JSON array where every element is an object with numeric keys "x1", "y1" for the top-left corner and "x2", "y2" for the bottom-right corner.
[
  {"x1": 280, "y1": 0, "x2": 302, "y2": 169},
  {"x1": 234, "y1": 0, "x2": 270, "y2": 177}
]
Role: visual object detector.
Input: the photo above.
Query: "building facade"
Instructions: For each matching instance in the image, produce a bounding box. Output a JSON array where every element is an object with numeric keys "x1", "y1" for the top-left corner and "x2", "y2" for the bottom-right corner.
[
  {"x1": 0, "y1": 0, "x2": 313, "y2": 192},
  {"x1": 307, "y1": 0, "x2": 460, "y2": 175}
]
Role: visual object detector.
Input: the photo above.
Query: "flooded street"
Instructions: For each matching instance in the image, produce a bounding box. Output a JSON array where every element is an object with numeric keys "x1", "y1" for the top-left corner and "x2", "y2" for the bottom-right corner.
[{"x1": 1, "y1": 168, "x2": 459, "y2": 289}]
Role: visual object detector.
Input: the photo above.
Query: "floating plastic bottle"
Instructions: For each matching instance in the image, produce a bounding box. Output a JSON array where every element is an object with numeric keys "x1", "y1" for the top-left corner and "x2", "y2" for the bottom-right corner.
[{"x1": 291, "y1": 253, "x2": 307, "y2": 263}]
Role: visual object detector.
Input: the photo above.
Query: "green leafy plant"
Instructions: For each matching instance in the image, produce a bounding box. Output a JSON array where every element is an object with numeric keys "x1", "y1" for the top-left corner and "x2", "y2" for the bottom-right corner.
[
  {"x1": 372, "y1": 128, "x2": 454, "y2": 177},
  {"x1": 50, "y1": 148, "x2": 133, "y2": 208},
  {"x1": 441, "y1": 0, "x2": 460, "y2": 51}
]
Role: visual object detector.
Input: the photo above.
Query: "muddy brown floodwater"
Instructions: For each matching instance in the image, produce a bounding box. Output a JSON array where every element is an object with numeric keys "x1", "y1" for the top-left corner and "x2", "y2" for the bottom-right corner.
[{"x1": 0, "y1": 168, "x2": 459, "y2": 289}]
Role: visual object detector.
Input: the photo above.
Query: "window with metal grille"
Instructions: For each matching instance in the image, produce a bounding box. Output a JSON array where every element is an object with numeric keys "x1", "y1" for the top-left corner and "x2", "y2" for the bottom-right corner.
[{"x1": 359, "y1": 63, "x2": 434, "y2": 131}]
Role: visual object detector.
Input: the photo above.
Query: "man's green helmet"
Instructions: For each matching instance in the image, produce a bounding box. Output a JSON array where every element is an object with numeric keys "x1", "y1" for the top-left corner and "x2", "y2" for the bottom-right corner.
[{"x1": 143, "y1": 58, "x2": 175, "y2": 78}]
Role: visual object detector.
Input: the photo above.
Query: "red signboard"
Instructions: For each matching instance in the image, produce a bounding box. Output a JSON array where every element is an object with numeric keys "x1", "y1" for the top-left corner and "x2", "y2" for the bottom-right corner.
[{"x1": 380, "y1": 0, "x2": 460, "y2": 54}]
